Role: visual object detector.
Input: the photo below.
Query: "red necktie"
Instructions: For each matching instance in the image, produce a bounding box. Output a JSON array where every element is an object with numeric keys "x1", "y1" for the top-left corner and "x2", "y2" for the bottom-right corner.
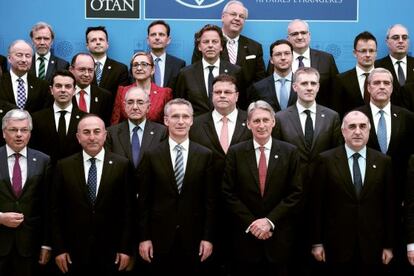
[
  {"x1": 12, "y1": 153, "x2": 22, "y2": 197},
  {"x1": 78, "y1": 90, "x2": 87, "y2": 112},
  {"x1": 258, "y1": 146, "x2": 267, "y2": 196}
]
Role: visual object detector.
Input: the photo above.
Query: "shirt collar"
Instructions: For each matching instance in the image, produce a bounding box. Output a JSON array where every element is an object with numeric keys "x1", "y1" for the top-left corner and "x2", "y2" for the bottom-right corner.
[
  {"x1": 273, "y1": 71, "x2": 293, "y2": 82},
  {"x1": 389, "y1": 55, "x2": 407, "y2": 65},
  {"x1": 94, "y1": 55, "x2": 107, "y2": 67},
  {"x1": 82, "y1": 148, "x2": 105, "y2": 161},
  {"x1": 76, "y1": 85, "x2": 91, "y2": 94},
  {"x1": 6, "y1": 144, "x2": 27, "y2": 158},
  {"x1": 212, "y1": 108, "x2": 238, "y2": 124},
  {"x1": 253, "y1": 137, "x2": 272, "y2": 151},
  {"x1": 10, "y1": 70, "x2": 28, "y2": 83},
  {"x1": 128, "y1": 119, "x2": 146, "y2": 133},
  {"x1": 370, "y1": 101, "x2": 391, "y2": 116},
  {"x1": 169, "y1": 137, "x2": 190, "y2": 152},
  {"x1": 296, "y1": 101, "x2": 317, "y2": 114},
  {"x1": 224, "y1": 34, "x2": 240, "y2": 43},
  {"x1": 53, "y1": 103, "x2": 73, "y2": 113},
  {"x1": 293, "y1": 47, "x2": 310, "y2": 61},
  {"x1": 355, "y1": 65, "x2": 374, "y2": 76},
  {"x1": 151, "y1": 52, "x2": 166, "y2": 62},
  {"x1": 36, "y1": 51, "x2": 51, "y2": 61},
  {"x1": 344, "y1": 144, "x2": 367, "y2": 160},
  {"x1": 202, "y1": 58, "x2": 220, "y2": 69}
]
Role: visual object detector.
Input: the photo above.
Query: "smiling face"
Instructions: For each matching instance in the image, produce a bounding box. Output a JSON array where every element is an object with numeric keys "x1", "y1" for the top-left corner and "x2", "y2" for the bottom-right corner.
[
  {"x1": 164, "y1": 103, "x2": 193, "y2": 143},
  {"x1": 131, "y1": 54, "x2": 154, "y2": 82},
  {"x1": 221, "y1": 2, "x2": 247, "y2": 38},
  {"x1": 270, "y1": 43, "x2": 293, "y2": 75},
  {"x1": 8, "y1": 41, "x2": 33, "y2": 76},
  {"x1": 247, "y1": 108, "x2": 275, "y2": 146},
  {"x1": 287, "y1": 20, "x2": 310, "y2": 54}
]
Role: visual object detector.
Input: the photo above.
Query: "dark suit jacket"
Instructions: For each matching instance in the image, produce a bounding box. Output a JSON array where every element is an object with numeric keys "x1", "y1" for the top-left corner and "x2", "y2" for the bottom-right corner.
[
  {"x1": 30, "y1": 54, "x2": 69, "y2": 83},
  {"x1": 0, "y1": 100, "x2": 16, "y2": 146},
  {"x1": 51, "y1": 151, "x2": 134, "y2": 266},
  {"x1": 105, "y1": 120, "x2": 167, "y2": 168},
  {"x1": 0, "y1": 146, "x2": 51, "y2": 257},
  {"x1": 163, "y1": 54, "x2": 186, "y2": 91},
  {"x1": 175, "y1": 60, "x2": 241, "y2": 116},
  {"x1": 247, "y1": 75, "x2": 296, "y2": 113},
  {"x1": 30, "y1": 107, "x2": 85, "y2": 165},
  {"x1": 0, "y1": 55, "x2": 7, "y2": 76},
  {"x1": 92, "y1": 57, "x2": 130, "y2": 97},
  {"x1": 310, "y1": 146, "x2": 394, "y2": 264},
  {"x1": 0, "y1": 72, "x2": 52, "y2": 113},
  {"x1": 405, "y1": 154, "x2": 414, "y2": 244},
  {"x1": 137, "y1": 139, "x2": 215, "y2": 255},
  {"x1": 399, "y1": 82, "x2": 414, "y2": 112},
  {"x1": 222, "y1": 138, "x2": 303, "y2": 263}
]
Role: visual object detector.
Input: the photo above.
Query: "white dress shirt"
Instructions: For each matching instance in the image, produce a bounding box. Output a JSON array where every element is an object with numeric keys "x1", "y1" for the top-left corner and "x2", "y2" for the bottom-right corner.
[
  {"x1": 202, "y1": 58, "x2": 220, "y2": 96},
  {"x1": 35, "y1": 52, "x2": 51, "y2": 77},
  {"x1": 355, "y1": 65, "x2": 374, "y2": 98},
  {"x1": 6, "y1": 145, "x2": 28, "y2": 188},
  {"x1": 169, "y1": 138, "x2": 190, "y2": 176},
  {"x1": 212, "y1": 108, "x2": 238, "y2": 144},
  {"x1": 345, "y1": 144, "x2": 367, "y2": 185},
  {"x1": 53, "y1": 103, "x2": 73, "y2": 133},
  {"x1": 390, "y1": 55, "x2": 407, "y2": 80},
  {"x1": 370, "y1": 102, "x2": 391, "y2": 150},
  {"x1": 75, "y1": 85, "x2": 92, "y2": 112},
  {"x1": 82, "y1": 148, "x2": 105, "y2": 197},
  {"x1": 296, "y1": 101, "x2": 316, "y2": 135}
]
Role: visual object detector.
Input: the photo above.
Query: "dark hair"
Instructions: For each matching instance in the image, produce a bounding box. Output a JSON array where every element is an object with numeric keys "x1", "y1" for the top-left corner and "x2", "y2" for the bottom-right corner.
[
  {"x1": 194, "y1": 24, "x2": 225, "y2": 48},
  {"x1": 147, "y1": 20, "x2": 170, "y2": 36},
  {"x1": 85, "y1": 26, "x2": 108, "y2": 43},
  {"x1": 51, "y1": 70, "x2": 76, "y2": 86},
  {"x1": 269, "y1": 39, "x2": 293, "y2": 56},
  {"x1": 212, "y1": 74, "x2": 238, "y2": 91},
  {"x1": 353, "y1": 31, "x2": 377, "y2": 49},
  {"x1": 70, "y1": 52, "x2": 95, "y2": 67}
]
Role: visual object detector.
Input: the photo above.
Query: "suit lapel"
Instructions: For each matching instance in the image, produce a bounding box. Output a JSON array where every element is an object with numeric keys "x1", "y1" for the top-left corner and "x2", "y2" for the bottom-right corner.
[
  {"x1": 287, "y1": 107, "x2": 306, "y2": 147},
  {"x1": 360, "y1": 149, "x2": 376, "y2": 198},
  {"x1": 194, "y1": 62, "x2": 209, "y2": 103},
  {"x1": 236, "y1": 37, "x2": 247, "y2": 65},
  {"x1": 264, "y1": 140, "x2": 280, "y2": 196},
  {"x1": 141, "y1": 121, "x2": 158, "y2": 160},
  {"x1": 334, "y1": 147, "x2": 357, "y2": 198},
  {"x1": 203, "y1": 115, "x2": 223, "y2": 153},
  {"x1": 268, "y1": 75, "x2": 281, "y2": 111},
  {"x1": 313, "y1": 105, "x2": 326, "y2": 148},
  {"x1": 118, "y1": 122, "x2": 133, "y2": 160},
  {"x1": 230, "y1": 111, "x2": 248, "y2": 145},
  {"x1": 0, "y1": 147, "x2": 13, "y2": 195},
  {"x1": 73, "y1": 153, "x2": 90, "y2": 204},
  {"x1": 388, "y1": 106, "x2": 400, "y2": 154},
  {"x1": 1, "y1": 74, "x2": 16, "y2": 103},
  {"x1": 245, "y1": 141, "x2": 261, "y2": 195},
  {"x1": 407, "y1": 57, "x2": 414, "y2": 81},
  {"x1": 46, "y1": 57, "x2": 56, "y2": 81},
  {"x1": 161, "y1": 141, "x2": 178, "y2": 193},
  {"x1": 95, "y1": 152, "x2": 113, "y2": 205},
  {"x1": 164, "y1": 55, "x2": 173, "y2": 86}
]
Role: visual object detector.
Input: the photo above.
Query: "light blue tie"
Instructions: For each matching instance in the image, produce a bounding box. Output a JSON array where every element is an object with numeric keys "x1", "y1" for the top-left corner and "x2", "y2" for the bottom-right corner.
[
  {"x1": 279, "y1": 78, "x2": 289, "y2": 110},
  {"x1": 377, "y1": 110, "x2": 387, "y2": 153},
  {"x1": 174, "y1": 144, "x2": 184, "y2": 193},
  {"x1": 131, "y1": 126, "x2": 141, "y2": 168},
  {"x1": 95, "y1": 61, "x2": 102, "y2": 85},
  {"x1": 154, "y1": 57, "x2": 161, "y2": 86}
]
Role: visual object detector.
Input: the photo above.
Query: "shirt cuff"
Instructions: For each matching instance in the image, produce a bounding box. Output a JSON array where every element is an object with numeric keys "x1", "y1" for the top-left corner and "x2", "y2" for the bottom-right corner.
[
  {"x1": 407, "y1": 243, "x2": 414, "y2": 251},
  {"x1": 265, "y1": 218, "x2": 275, "y2": 230},
  {"x1": 41, "y1": 246, "x2": 52, "y2": 250}
]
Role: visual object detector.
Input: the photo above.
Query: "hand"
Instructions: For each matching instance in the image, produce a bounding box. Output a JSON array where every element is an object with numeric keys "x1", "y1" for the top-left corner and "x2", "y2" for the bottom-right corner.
[
  {"x1": 115, "y1": 253, "x2": 130, "y2": 271},
  {"x1": 55, "y1": 253, "x2": 72, "y2": 273},
  {"x1": 0, "y1": 212, "x2": 24, "y2": 228},
  {"x1": 38, "y1": 248, "x2": 51, "y2": 265},
  {"x1": 382, "y1": 248, "x2": 393, "y2": 265},
  {"x1": 139, "y1": 240, "x2": 153, "y2": 263},
  {"x1": 248, "y1": 218, "x2": 272, "y2": 240},
  {"x1": 311, "y1": 245, "x2": 326, "y2": 262},
  {"x1": 408, "y1": 250, "x2": 414, "y2": 266},
  {"x1": 199, "y1": 240, "x2": 213, "y2": 262}
]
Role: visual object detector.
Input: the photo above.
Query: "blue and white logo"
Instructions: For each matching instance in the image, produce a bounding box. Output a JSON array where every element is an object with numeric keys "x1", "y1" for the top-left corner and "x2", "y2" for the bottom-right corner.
[{"x1": 175, "y1": 0, "x2": 225, "y2": 9}]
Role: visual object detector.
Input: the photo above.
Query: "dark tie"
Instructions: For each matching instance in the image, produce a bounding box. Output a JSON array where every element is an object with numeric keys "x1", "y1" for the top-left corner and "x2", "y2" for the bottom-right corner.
[
  {"x1": 38, "y1": 56, "x2": 46, "y2": 80},
  {"x1": 396, "y1": 60, "x2": 406, "y2": 86},
  {"x1": 352, "y1": 153, "x2": 363, "y2": 196},
  {"x1": 298, "y1": 56, "x2": 305, "y2": 68},
  {"x1": 207, "y1": 65, "x2": 215, "y2": 100},
  {"x1": 12, "y1": 153, "x2": 22, "y2": 197},
  {"x1": 78, "y1": 90, "x2": 87, "y2": 112},
  {"x1": 154, "y1": 57, "x2": 161, "y2": 86},
  {"x1": 87, "y1": 158, "x2": 97, "y2": 204},
  {"x1": 258, "y1": 146, "x2": 267, "y2": 196},
  {"x1": 377, "y1": 110, "x2": 387, "y2": 153},
  {"x1": 131, "y1": 126, "x2": 141, "y2": 168},
  {"x1": 363, "y1": 72, "x2": 370, "y2": 104},
  {"x1": 16, "y1": 78, "x2": 26, "y2": 109},
  {"x1": 58, "y1": 110, "x2": 67, "y2": 141},
  {"x1": 304, "y1": 110, "x2": 313, "y2": 148},
  {"x1": 95, "y1": 61, "x2": 102, "y2": 85},
  {"x1": 279, "y1": 78, "x2": 289, "y2": 110},
  {"x1": 174, "y1": 144, "x2": 184, "y2": 193}
]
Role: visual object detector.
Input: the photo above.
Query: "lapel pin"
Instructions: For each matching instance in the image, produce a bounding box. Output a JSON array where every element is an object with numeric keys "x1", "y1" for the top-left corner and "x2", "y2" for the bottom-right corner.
[
  {"x1": 150, "y1": 131, "x2": 154, "y2": 135},
  {"x1": 32, "y1": 158, "x2": 37, "y2": 162},
  {"x1": 393, "y1": 113, "x2": 397, "y2": 117},
  {"x1": 95, "y1": 97, "x2": 98, "y2": 102},
  {"x1": 0, "y1": 109, "x2": 3, "y2": 113},
  {"x1": 76, "y1": 115, "x2": 80, "y2": 119},
  {"x1": 51, "y1": 60, "x2": 55, "y2": 64},
  {"x1": 109, "y1": 160, "x2": 113, "y2": 164},
  {"x1": 30, "y1": 85, "x2": 33, "y2": 89},
  {"x1": 108, "y1": 66, "x2": 112, "y2": 70},
  {"x1": 321, "y1": 114, "x2": 325, "y2": 118},
  {"x1": 372, "y1": 165, "x2": 376, "y2": 169},
  {"x1": 244, "y1": 46, "x2": 247, "y2": 48},
  {"x1": 274, "y1": 155, "x2": 279, "y2": 159},
  {"x1": 242, "y1": 122, "x2": 246, "y2": 126},
  {"x1": 153, "y1": 91, "x2": 158, "y2": 94},
  {"x1": 224, "y1": 69, "x2": 228, "y2": 73}
]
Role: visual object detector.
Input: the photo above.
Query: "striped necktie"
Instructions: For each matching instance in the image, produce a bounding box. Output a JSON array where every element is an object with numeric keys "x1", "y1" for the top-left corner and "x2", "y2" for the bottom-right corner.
[{"x1": 174, "y1": 144, "x2": 184, "y2": 193}]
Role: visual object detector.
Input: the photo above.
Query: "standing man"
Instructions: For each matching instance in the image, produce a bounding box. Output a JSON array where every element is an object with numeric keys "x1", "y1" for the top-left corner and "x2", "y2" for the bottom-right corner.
[
  {"x1": 0, "y1": 109, "x2": 51, "y2": 276},
  {"x1": 333, "y1": 31, "x2": 378, "y2": 116},
  {"x1": 51, "y1": 114, "x2": 134, "y2": 275},
  {"x1": 0, "y1": 40, "x2": 51, "y2": 113},
  {"x1": 222, "y1": 100, "x2": 303, "y2": 276},
  {"x1": 29, "y1": 22, "x2": 69, "y2": 83},
  {"x1": 147, "y1": 20, "x2": 186, "y2": 91},
  {"x1": 138, "y1": 99, "x2": 215, "y2": 275},
  {"x1": 176, "y1": 24, "x2": 241, "y2": 116},
  {"x1": 248, "y1": 39, "x2": 296, "y2": 113},
  {"x1": 86, "y1": 26, "x2": 130, "y2": 97}
]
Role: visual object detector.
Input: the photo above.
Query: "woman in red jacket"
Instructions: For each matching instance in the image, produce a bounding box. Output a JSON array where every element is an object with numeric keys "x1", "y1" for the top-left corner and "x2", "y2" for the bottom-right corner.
[{"x1": 111, "y1": 51, "x2": 172, "y2": 124}]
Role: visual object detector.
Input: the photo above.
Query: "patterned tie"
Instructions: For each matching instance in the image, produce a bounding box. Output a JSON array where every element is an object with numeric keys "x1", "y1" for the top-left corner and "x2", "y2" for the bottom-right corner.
[
  {"x1": 220, "y1": 116, "x2": 229, "y2": 153},
  {"x1": 87, "y1": 158, "x2": 97, "y2": 204},
  {"x1": 78, "y1": 90, "x2": 87, "y2": 112},
  {"x1": 363, "y1": 73, "x2": 370, "y2": 104},
  {"x1": 352, "y1": 153, "x2": 363, "y2": 196},
  {"x1": 208, "y1": 66, "x2": 215, "y2": 100},
  {"x1": 154, "y1": 57, "x2": 161, "y2": 86},
  {"x1": 377, "y1": 110, "x2": 387, "y2": 153},
  {"x1": 38, "y1": 56, "x2": 46, "y2": 80},
  {"x1": 258, "y1": 146, "x2": 267, "y2": 196},
  {"x1": 396, "y1": 60, "x2": 406, "y2": 86},
  {"x1": 131, "y1": 126, "x2": 141, "y2": 168},
  {"x1": 58, "y1": 110, "x2": 67, "y2": 141},
  {"x1": 16, "y1": 78, "x2": 26, "y2": 109},
  {"x1": 174, "y1": 144, "x2": 184, "y2": 193},
  {"x1": 298, "y1": 56, "x2": 305, "y2": 68},
  {"x1": 95, "y1": 61, "x2": 102, "y2": 85},
  {"x1": 304, "y1": 110, "x2": 313, "y2": 149},
  {"x1": 279, "y1": 78, "x2": 289, "y2": 110},
  {"x1": 227, "y1": 39, "x2": 237, "y2": 64},
  {"x1": 12, "y1": 153, "x2": 22, "y2": 197}
]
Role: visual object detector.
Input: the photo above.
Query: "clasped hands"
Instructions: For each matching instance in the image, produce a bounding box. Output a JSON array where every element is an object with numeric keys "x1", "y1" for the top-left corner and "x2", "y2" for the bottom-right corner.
[{"x1": 247, "y1": 218, "x2": 273, "y2": 240}]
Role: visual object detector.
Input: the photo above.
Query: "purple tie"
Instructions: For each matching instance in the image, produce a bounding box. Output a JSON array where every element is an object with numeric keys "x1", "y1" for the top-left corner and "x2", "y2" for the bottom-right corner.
[{"x1": 12, "y1": 153, "x2": 22, "y2": 197}]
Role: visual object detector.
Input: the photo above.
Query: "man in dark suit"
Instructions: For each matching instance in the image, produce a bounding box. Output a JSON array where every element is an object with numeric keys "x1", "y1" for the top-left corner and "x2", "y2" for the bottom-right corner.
[
  {"x1": 69, "y1": 53, "x2": 113, "y2": 125},
  {"x1": 106, "y1": 86, "x2": 167, "y2": 169},
  {"x1": 222, "y1": 100, "x2": 303, "y2": 276},
  {"x1": 0, "y1": 109, "x2": 51, "y2": 276},
  {"x1": 0, "y1": 54, "x2": 7, "y2": 77},
  {"x1": 138, "y1": 99, "x2": 215, "y2": 275},
  {"x1": 248, "y1": 39, "x2": 296, "y2": 113},
  {"x1": 405, "y1": 155, "x2": 414, "y2": 273},
  {"x1": 333, "y1": 31, "x2": 377, "y2": 117},
  {"x1": 147, "y1": 20, "x2": 186, "y2": 91},
  {"x1": 192, "y1": 0, "x2": 266, "y2": 106},
  {"x1": 176, "y1": 24, "x2": 241, "y2": 116},
  {"x1": 31, "y1": 70, "x2": 85, "y2": 165},
  {"x1": 29, "y1": 22, "x2": 69, "y2": 83},
  {"x1": 0, "y1": 40, "x2": 51, "y2": 113},
  {"x1": 86, "y1": 26, "x2": 130, "y2": 97},
  {"x1": 51, "y1": 114, "x2": 134, "y2": 275},
  {"x1": 0, "y1": 100, "x2": 16, "y2": 146}
]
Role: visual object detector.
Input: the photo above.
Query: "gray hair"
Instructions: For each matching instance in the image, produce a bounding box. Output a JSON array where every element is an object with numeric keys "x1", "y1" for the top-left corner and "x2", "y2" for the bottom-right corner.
[
  {"x1": 367, "y1": 67, "x2": 393, "y2": 84},
  {"x1": 247, "y1": 100, "x2": 275, "y2": 120},
  {"x1": 164, "y1": 98, "x2": 193, "y2": 117},
  {"x1": 8, "y1": 40, "x2": 33, "y2": 55},
  {"x1": 293, "y1": 67, "x2": 320, "y2": 83},
  {"x1": 386, "y1": 23, "x2": 409, "y2": 39},
  {"x1": 222, "y1": 0, "x2": 248, "y2": 19},
  {"x1": 287, "y1": 19, "x2": 310, "y2": 33},
  {"x1": 30, "y1": 21, "x2": 55, "y2": 39},
  {"x1": 2, "y1": 109, "x2": 33, "y2": 131},
  {"x1": 124, "y1": 86, "x2": 150, "y2": 103}
]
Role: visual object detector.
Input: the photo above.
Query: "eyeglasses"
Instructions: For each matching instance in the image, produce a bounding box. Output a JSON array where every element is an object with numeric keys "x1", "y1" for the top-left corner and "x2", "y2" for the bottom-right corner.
[
  {"x1": 355, "y1": 49, "x2": 377, "y2": 54},
  {"x1": 224, "y1": 11, "x2": 246, "y2": 20},
  {"x1": 288, "y1": 31, "x2": 309, "y2": 37},
  {"x1": 213, "y1": 90, "x2": 237, "y2": 96},
  {"x1": 388, "y1": 34, "x2": 409, "y2": 41},
  {"x1": 132, "y1": 62, "x2": 153, "y2": 69},
  {"x1": 5, "y1": 128, "x2": 30, "y2": 134},
  {"x1": 125, "y1": 100, "x2": 149, "y2": 106},
  {"x1": 74, "y1": 67, "x2": 94, "y2": 74}
]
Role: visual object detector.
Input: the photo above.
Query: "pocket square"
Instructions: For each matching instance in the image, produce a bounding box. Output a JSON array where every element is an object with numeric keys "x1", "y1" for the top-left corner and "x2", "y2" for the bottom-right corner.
[{"x1": 246, "y1": 55, "x2": 256, "y2": 60}]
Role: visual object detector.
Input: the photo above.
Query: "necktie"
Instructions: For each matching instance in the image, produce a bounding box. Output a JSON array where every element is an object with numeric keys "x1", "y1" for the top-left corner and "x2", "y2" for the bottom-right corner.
[
  {"x1": 258, "y1": 146, "x2": 267, "y2": 196},
  {"x1": 363, "y1": 73, "x2": 370, "y2": 104},
  {"x1": 154, "y1": 57, "x2": 161, "y2": 86},
  {"x1": 304, "y1": 110, "x2": 313, "y2": 149},
  {"x1": 78, "y1": 90, "x2": 87, "y2": 112},
  {"x1": 208, "y1": 66, "x2": 215, "y2": 100},
  {"x1": 377, "y1": 110, "x2": 387, "y2": 153},
  {"x1": 220, "y1": 116, "x2": 229, "y2": 153},
  {"x1": 95, "y1": 61, "x2": 102, "y2": 85},
  {"x1": 58, "y1": 110, "x2": 67, "y2": 141},
  {"x1": 352, "y1": 153, "x2": 363, "y2": 196},
  {"x1": 396, "y1": 60, "x2": 406, "y2": 86},
  {"x1": 16, "y1": 78, "x2": 26, "y2": 109},
  {"x1": 87, "y1": 158, "x2": 97, "y2": 204},
  {"x1": 298, "y1": 56, "x2": 305, "y2": 68},
  {"x1": 38, "y1": 56, "x2": 46, "y2": 80},
  {"x1": 227, "y1": 39, "x2": 237, "y2": 64},
  {"x1": 131, "y1": 126, "x2": 141, "y2": 168},
  {"x1": 12, "y1": 153, "x2": 22, "y2": 197},
  {"x1": 174, "y1": 144, "x2": 184, "y2": 193},
  {"x1": 279, "y1": 78, "x2": 289, "y2": 110}
]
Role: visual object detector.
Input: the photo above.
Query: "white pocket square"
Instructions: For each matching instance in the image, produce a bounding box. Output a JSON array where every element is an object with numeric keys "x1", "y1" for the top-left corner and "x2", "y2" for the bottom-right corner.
[{"x1": 246, "y1": 55, "x2": 256, "y2": 60}]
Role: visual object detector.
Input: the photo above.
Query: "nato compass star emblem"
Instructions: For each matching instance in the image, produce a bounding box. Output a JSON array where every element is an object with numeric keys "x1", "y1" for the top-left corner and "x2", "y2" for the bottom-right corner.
[{"x1": 176, "y1": 0, "x2": 225, "y2": 9}]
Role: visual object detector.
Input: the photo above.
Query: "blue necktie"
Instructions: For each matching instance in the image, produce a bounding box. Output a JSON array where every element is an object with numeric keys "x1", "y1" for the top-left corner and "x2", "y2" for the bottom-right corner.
[
  {"x1": 154, "y1": 57, "x2": 161, "y2": 86},
  {"x1": 279, "y1": 78, "x2": 289, "y2": 110},
  {"x1": 95, "y1": 61, "x2": 102, "y2": 85},
  {"x1": 87, "y1": 158, "x2": 97, "y2": 204},
  {"x1": 377, "y1": 110, "x2": 387, "y2": 153},
  {"x1": 174, "y1": 144, "x2": 184, "y2": 193},
  {"x1": 352, "y1": 153, "x2": 363, "y2": 196},
  {"x1": 131, "y1": 126, "x2": 141, "y2": 168},
  {"x1": 298, "y1": 56, "x2": 305, "y2": 68},
  {"x1": 16, "y1": 78, "x2": 26, "y2": 109}
]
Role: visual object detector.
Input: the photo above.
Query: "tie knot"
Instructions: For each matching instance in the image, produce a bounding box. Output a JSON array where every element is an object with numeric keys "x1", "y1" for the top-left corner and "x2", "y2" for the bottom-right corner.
[
  {"x1": 155, "y1": 57, "x2": 161, "y2": 63},
  {"x1": 96, "y1": 61, "x2": 101, "y2": 66},
  {"x1": 279, "y1": 78, "x2": 286, "y2": 85},
  {"x1": 396, "y1": 60, "x2": 403, "y2": 65},
  {"x1": 132, "y1": 125, "x2": 140, "y2": 133},
  {"x1": 38, "y1": 56, "x2": 45, "y2": 61},
  {"x1": 14, "y1": 153, "x2": 21, "y2": 160},
  {"x1": 208, "y1": 65, "x2": 215, "y2": 73},
  {"x1": 379, "y1": 109, "x2": 385, "y2": 116},
  {"x1": 222, "y1": 116, "x2": 228, "y2": 123},
  {"x1": 90, "y1": 157, "x2": 96, "y2": 165},
  {"x1": 59, "y1": 110, "x2": 67, "y2": 116},
  {"x1": 175, "y1": 144, "x2": 183, "y2": 152},
  {"x1": 298, "y1": 56, "x2": 304, "y2": 61},
  {"x1": 17, "y1": 78, "x2": 24, "y2": 84},
  {"x1": 304, "y1": 109, "x2": 311, "y2": 116},
  {"x1": 363, "y1": 72, "x2": 370, "y2": 78},
  {"x1": 259, "y1": 146, "x2": 265, "y2": 153},
  {"x1": 352, "y1": 152, "x2": 361, "y2": 161},
  {"x1": 79, "y1": 89, "x2": 86, "y2": 96},
  {"x1": 228, "y1": 39, "x2": 235, "y2": 45}
]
